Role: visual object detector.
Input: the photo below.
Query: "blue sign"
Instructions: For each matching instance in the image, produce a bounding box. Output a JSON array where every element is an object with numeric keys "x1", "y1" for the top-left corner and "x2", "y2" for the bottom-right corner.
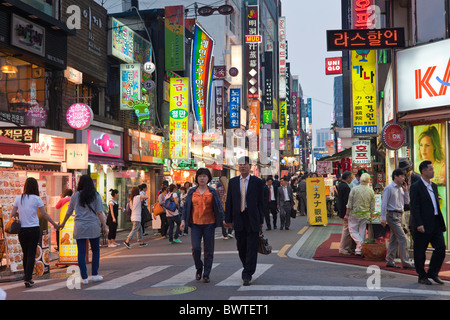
[{"x1": 229, "y1": 88, "x2": 241, "y2": 129}]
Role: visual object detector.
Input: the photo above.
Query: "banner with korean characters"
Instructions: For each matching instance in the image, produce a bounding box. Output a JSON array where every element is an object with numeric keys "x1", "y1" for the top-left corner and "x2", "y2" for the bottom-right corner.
[
  {"x1": 229, "y1": 88, "x2": 241, "y2": 129},
  {"x1": 169, "y1": 77, "x2": 189, "y2": 159},
  {"x1": 120, "y1": 63, "x2": 141, "y2": 110},
  {"x1": 306, "y1": 177, "x2": 328, "y2": 226},
  {"x1": 351, "y1": 50, "x2": 377, "y2": 136}
]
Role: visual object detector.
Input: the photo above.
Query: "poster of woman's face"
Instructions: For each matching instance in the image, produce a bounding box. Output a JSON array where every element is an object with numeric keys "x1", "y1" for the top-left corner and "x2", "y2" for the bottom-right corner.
[{"x1": 414, "y1": 123, "x2": 446, "y2": 185}]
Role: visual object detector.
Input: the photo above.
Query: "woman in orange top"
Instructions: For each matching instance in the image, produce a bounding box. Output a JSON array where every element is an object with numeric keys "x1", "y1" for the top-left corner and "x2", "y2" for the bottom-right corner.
[{"x1": 181, "y1": 168, "x2": 225, "y2": 283}]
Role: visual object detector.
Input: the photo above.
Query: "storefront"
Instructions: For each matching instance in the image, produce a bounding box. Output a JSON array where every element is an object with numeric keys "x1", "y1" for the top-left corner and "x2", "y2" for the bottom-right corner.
[{"x1": 396, "y1": 38, "x2": 450, "y2": 244}]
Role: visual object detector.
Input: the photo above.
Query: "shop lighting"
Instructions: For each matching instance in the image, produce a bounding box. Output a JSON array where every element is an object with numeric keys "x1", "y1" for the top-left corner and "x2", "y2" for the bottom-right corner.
[{"x1": 1, "y1": 64, "x2": 18, "y2": 74}]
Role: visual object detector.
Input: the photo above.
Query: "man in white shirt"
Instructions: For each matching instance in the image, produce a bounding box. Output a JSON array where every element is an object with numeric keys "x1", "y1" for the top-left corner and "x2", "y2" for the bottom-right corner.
[
  {"x1": 276, "y1": 177, "x2": 294, "y2": 230},
  {"x1": 380, "y1": 169, "x2": 413, "y2": 269},
  {"x1": 264, "y1": 177, "x2": 278, "y2": 230}
]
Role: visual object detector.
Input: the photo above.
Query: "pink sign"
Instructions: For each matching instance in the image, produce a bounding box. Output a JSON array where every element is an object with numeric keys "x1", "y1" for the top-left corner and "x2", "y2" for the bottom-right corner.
[{"x1": 66, "y1": 103, "x2": 93, "y2": 130}]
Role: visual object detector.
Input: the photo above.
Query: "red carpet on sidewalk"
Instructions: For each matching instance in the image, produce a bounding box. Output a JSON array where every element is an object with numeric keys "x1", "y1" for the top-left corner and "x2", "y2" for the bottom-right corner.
[{"x1": 313, "y1": 232, "x2": 450, "y2": 281}]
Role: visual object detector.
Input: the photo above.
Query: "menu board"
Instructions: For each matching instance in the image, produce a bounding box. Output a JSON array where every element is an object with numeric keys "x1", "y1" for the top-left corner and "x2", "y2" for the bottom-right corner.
[
  {"x1": 58, "y1": 202, "x2": 78, "y2": 264},
  {"x1": 0, "y1": 172, "x2": 27, "y2": 272}
]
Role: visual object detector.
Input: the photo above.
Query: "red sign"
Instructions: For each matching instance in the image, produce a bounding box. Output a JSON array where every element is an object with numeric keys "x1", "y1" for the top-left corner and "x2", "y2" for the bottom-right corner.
[
  {"x1": 327, "y1": 28, "x2": 405, "y2": 51},
  {"x1": 381, "y1": 123, "x2": 405, "y2": 150},
  {"x1": 245, "y1": 35, "x2": 262, "y2": 43},
  {"x1": 325, "y1": 57, "x2": 342, "y2": 75},
  {"x1": 352, "y1": 0, "x2": 374, "y2": 29}
]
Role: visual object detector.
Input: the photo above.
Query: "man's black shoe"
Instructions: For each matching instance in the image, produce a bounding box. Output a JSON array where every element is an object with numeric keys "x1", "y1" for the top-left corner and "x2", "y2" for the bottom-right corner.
[
  {"x1": 243, "y1": 279, "x2": 251, "y2": 286},
  {"x1": 418, "y1": 278, "x2": 433, "y2": 285},
  {"x1": 429, "y1": 276, "x2": 444, "y2": 285}
]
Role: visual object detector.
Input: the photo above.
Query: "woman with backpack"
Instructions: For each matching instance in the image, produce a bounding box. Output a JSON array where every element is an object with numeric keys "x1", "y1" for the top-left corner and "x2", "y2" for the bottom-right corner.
[
  {"x1": 123, "y1": 186, "x2": 148, "y2": 249},
  {"x1": 165, "y1": 184, "x2": 182, "y2": 244},
  {"x1": 180, "y1": 168, "x2": 225, "y2": 283}
]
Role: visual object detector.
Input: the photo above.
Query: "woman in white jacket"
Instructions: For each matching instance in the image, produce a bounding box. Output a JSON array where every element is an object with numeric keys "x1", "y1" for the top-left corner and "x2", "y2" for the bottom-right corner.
[{"x1": 124, "y1": 187, "x2": 148, "y2": 249}]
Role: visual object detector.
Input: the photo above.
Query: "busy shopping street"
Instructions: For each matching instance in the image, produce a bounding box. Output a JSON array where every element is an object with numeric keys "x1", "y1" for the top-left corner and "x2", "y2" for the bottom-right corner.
[{"x1": 1, "y1": 0, "x2": 450, "y2": 307}]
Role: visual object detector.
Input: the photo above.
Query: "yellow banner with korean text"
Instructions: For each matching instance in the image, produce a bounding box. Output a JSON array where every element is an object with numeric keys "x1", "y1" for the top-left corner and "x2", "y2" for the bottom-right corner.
[
  {"x1": 169, "y1": 77, "x2": 189, "y2": 159},
  {"x1": 306, "y1": 177, "x2": 328, "y2": 226},
  {"x1": 351, "y1": 50, "x2": 377, "y2": 136}
]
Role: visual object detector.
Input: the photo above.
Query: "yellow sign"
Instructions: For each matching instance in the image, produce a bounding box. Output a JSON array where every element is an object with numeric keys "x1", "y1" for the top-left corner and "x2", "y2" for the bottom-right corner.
[
  {"x1": 169, "y1": 77, "x2": 189, "y2": 159},
  {"x1": 351, "y1": 50, "x2": 377, "y2": 135},
  {"x1": 59, "y1": 202, "x2": 77, "y2": 264},
  {"x1": 279, "y1": 100, "x2": 287, "y2": 139},
  {"x1": 306, "y1": 177, "x2": 328, "y2": 226}
]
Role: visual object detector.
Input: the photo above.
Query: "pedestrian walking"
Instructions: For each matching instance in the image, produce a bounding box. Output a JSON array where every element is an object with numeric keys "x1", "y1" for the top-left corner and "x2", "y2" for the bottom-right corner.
[
  {"x1": 337, "y1": 171, "x2": 355, "y2": 255},
  {"x1": 380, "y1": 169, "x2": 414, "y2": 269},
  {"x1": 346, "y1": 173, "x2": 375, "y2": 256},
  {"x1": 158, "y1": 186, "x2": 169, "y2": 238},
  {"x1": 123, "y1": 187, "x2": 149, "y2": 249},
  {"x1": 277, "y1": 177, "x2": 294, "y2": 230},
  {"x1": 139, "y1": 184, "x2": 150, "y2": 236},
  {"x1": 224, "y1": 156, "x2": 264, "y2": 286},
  {"x1": 60, "y1": 175, "x2": 108, "y2": 285},
  {"x1": 350, "y1": 169, "x2": 366, "y2": 189},
  {"x1": 298, "y1": 175, "x2": 307, "y2": 216},
  {"x1": 410, "y1": 160, "x2": 447, "y2": 285},
  {"x1": 166, "y1": 184, "x2": 182, "y2": 244},
  {"x1": 180, "y1": 168, "x2": 225, "y2": 283},
  {"x1": 10, "y1": 177, "x2": 60, "y2": 288},
  {"x1": 107, "y1": 189, "x2": 120, "y2": 248},
  {"x1": 217, "y1": 177, "x2": 233, "y2": 239},
  {"x1": 265, "y1": 177, "x2": 278, "y2": 230}
]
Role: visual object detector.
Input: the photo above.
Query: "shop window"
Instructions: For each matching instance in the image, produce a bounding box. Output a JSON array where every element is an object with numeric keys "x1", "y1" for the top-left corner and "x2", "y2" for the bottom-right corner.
[
  {"x1": 0, "y1": 54, "x2": 47, "y2": 127},
  {"x1": 415, "y1": 0, "x2": 446, "y2": 43},
  {"x1": 20, "y1": 0, "x2": 54, "y2": 17},
  {"x1": 80, "y1": 82, "x2": 99, "y2": 115}
]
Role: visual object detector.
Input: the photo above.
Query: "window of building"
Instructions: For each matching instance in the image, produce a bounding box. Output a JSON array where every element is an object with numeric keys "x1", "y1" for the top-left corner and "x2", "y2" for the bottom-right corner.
[{"x1": 415, "y1": 0, "x2": 446, "y2": 43}]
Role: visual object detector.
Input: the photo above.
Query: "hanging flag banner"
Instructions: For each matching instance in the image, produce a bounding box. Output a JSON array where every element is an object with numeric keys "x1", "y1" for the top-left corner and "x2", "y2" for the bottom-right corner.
[
  {"x1": 306, "y1": 177, "x2": 328, "y2": 226},
  {"x1": 351, "y1": 50, "x2": 377, "y2": 135},
  {"x1": 191, "y1": 24, "x2": 214, "y2": 132},
  {"x1": 245, "y1": 5, "x2": 260, "y2": 99},
  {"x1": 170, "y1": 77, "x2": 189, "y2": 159},
  {"x1": 229, "y1": 88, "x2": 241, "y2": 129},
  {"x1": 165, "y1": 5, "x2": 185, "y2": 71}
]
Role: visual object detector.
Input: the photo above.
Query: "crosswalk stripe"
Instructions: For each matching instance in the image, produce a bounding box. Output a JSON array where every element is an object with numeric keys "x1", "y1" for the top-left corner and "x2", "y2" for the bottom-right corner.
[
  {"x1": 216, "y1": 264, "x2": 273, "y2": 286},
  {"x1": 152, "y1": 263, "x2": 220, "y2": 287},
  {"x1": 86, "y1": 265, "x2": 171, "y2": 290},
  {"x1": 1, "y1": 280, "x2": 52, "y2": 291}
]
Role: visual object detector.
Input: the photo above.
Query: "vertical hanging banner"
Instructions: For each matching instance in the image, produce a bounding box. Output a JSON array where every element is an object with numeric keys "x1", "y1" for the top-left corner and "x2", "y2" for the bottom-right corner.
[
  {"x1": 120, "y1": 63, "x2": 141, "y2": 110},
  {"x1": 279, "y1": 100, "x2": 287, "y2": 139},
  {"x1": 245, "y1": 5, "x2": 260, "y2": 99},
  {"x1": 248, "y1": 100, "x2": 260, "y2": 135},
  {"x1": 306, "y1": 177, "x2": 328, "y2": 226},
  {"x1": 191, "y1": 24, "x2": 214, "y2": 132},
  {"x1": 165, "y1": 5, "x2": 185, "y2": 71},
  {"x1": 351, "y1": 50, "x2": 377, "y2": 135},
  {"x1": 229, "y1": 88, "x2": 241, "y2": 129},
  {"x1": 279, "y1": 16, "x2": 287, "y2": 99},
  {"x1": 170, "y1": 77, "x2": 189, "y2": 159}
]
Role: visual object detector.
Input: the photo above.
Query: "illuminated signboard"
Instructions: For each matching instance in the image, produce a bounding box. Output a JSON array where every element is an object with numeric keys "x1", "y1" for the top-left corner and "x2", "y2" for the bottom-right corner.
[
  {"x1": 0, "y1": 127, "x2": 39, "y2": 143},
  {"x1": 327, "y1": 28, "x2": 405, "y2": 51},
  {"x1": 169, "y1": 77, "x2": 189, "y2": 159},
  {"x1": 120, "y1": 63, "x2": 141, "y2": 110},
  {"x1": 246, "y1": 5, "x2": 260, "y2": 99},
  {"x1": 229, "y1": 88, "x2": 241, "y2": 129},
  {"x1": 245, "y1": 35, "x2": 262, "y2": 43}
]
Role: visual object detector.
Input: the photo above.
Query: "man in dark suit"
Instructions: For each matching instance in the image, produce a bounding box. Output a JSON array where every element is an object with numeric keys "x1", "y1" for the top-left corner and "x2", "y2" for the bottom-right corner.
[
  {"x1": 410, "y1": 160, "x2": 447, "y2": 285},
  {"x1": 224, "y1": 157, "x2": 264, "y2": 286},
  {"x1": 337, "y1": 171, "x2": 355, "y2": 255},
  {"x1": 276, "y1": 177, "x2": 294, "y2": 230},
  {"x1": 263, "y1": 177, "x2": 278, "y2": 230}
]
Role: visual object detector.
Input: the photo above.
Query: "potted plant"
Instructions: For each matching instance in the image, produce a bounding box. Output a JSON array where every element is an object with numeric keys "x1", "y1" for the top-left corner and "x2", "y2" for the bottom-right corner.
[{"x1": 352, "y1": 210, "x2": 386, "y2": 261}]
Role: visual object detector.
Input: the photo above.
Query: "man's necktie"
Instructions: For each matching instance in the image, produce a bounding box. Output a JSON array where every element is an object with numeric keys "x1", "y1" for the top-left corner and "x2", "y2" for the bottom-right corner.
[{"x1": 240, "y1": 178, "x2": 246, "y2": 212}]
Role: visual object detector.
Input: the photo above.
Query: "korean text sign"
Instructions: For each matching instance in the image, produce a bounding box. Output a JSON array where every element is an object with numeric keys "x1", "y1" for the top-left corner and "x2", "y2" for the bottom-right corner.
[
  {"x1": 170, "y1": 77, "x2": 189, "y2": 159},
  {"x1": 306, "y1": 177, "x2": 328, "y2": 226},
  {"x1": 351, "y1": 50, "x2": 377, "y2": 135},
  {"x1": 229, "y1": 88, "x2": 241, "y2": 129},
  {"x1": 120, "y1": 63, "x2": 141, "y2": 110}
]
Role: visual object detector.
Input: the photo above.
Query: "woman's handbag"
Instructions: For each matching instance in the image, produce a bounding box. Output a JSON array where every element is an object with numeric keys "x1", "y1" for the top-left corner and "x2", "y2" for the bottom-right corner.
[
  {"x1": 258, "y1": 231, "x2": 272, "y2": 255},
  {"x1": 5, "y1": 217, "x2": 21, "y2": 234},
  {"x1": 152, "y1": 201, "x2": 164, "y2": 216},
  {"x1": 141, "y1": 204, "x2": 152, "y2": 223}
]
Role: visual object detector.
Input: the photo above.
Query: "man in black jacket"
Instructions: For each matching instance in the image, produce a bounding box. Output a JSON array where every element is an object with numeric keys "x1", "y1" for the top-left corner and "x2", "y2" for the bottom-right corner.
[
  {"x1": 410, "y1": 160, "x2": 447, "y2": 285},
  {"x1": 224, "y1": 157, "x2": 264, "y2": 286},
  {"x1": 337, "y1": 171, "x2": 355, "y2": 255}
]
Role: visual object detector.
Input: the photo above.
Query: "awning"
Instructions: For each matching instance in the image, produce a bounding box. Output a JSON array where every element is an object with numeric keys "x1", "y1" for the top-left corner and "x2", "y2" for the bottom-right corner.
[
  {"x1": 317, "y1": 147, "x2": 351, "y2": 162},
  {"x1": 398, "y1": 108, "x2": 450, "y2": 122},
  {"x1": 0, "y1": 136, "x2": 30, "y2": 156}
]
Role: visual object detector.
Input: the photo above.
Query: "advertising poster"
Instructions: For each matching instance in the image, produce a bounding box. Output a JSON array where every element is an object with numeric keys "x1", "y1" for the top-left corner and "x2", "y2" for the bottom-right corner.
[
  {"x1": 351, "y1": 50, "x2": 377, "y2": 135},
  {"x1": 164, "y1": 5, "x2": 185, "y2": 71},
  {"x1": 191, "y1": 24, "x2": 214, "y2": 132},
  {"x1": 413, "y1": 123, "x2": 447, "y2": 236},
  {"x1": 169, "y1": 77, "x2": 189, "y2": 159},
  {"x1": 59, "y1": 202, "x2": 78, "y2": 264},
  {"x1": 306, "y1": 177, "x2": 328, "y2": 226}
]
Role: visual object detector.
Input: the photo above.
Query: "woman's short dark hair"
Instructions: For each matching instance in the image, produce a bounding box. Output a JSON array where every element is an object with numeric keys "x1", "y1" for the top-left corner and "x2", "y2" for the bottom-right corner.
[
  {"x1": 168, "y1": 184, "x2": 177, "y2": 193},
  {"x1": 195, "y1": 168, "x2": 212, "y2": 184}
]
